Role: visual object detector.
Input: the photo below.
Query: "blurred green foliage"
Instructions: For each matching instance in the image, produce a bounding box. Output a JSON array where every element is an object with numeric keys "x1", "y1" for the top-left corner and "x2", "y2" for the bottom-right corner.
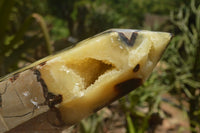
[
  {"x1": 0, "y1": 0, "x2": 200, "y2": 132},
  {"x1": 0, "y1": 0, "x2": 52, "y2": 75},
  {"x1": 167, "y1": 0, "x2": 200, "y2": 131}
]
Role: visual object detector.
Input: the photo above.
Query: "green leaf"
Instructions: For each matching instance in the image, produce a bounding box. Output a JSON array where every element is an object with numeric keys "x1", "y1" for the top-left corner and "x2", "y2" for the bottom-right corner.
[
  {"x1": 0, "y1": 0, "x2": 15, "y2": 44},
  {"x1": 126, "y1": 114, "x2": 136, "y2": 133}
]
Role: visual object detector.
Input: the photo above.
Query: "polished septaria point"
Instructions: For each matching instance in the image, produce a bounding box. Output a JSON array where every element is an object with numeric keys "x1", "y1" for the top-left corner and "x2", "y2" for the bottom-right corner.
[{"x1": 0, "y1": 29, "x2": 172, "y2": 132}]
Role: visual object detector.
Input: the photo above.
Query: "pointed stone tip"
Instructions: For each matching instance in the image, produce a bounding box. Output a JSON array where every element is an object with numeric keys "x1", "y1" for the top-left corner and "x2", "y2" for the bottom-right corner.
[
  {"x1": 170, "y1": 33, "x2": 174, "y2": 40},
  {"x1": 100, "y1": 29, "x2": 173, "y2": 48}
]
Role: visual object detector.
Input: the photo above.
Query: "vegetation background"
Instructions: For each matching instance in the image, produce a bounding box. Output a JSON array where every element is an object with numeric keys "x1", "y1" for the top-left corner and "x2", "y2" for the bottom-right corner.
[{"x1": 0, "y1": 0, "x2": 199, "y2": 132}]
